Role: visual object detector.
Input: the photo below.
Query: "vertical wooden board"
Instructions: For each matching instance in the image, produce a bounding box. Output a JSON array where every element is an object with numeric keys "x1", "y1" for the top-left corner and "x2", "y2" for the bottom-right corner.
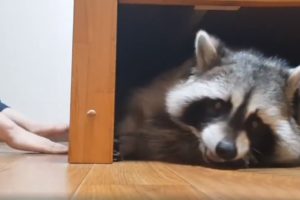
[{"x1": 69, "y1": 0, "x2": 117, "y2": 163}]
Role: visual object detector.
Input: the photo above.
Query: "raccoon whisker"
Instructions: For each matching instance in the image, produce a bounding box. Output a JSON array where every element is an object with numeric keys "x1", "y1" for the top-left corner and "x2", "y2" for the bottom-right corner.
[
  {"x1": 248, "y1": 152, "x2": 259, "y2": 165},
  {"x1": 242, "y1": 152, "x2": 255, "y2": 168},
  {"x1": 251, "y1": 148, "x2": 262, "y2": 155},
  {"x1": 201, "y1": 146, "x2": 210, "y2": 164},
  {"x1": 170, "y1": 117, "x2": 200, "y2": 137},
  {"x1": 202, "y1": 154, "x2": 209, "y2": 164},
  {"x1": 242, "y1": 157, "x2": 250, "y2": 168},
  {"x1": 202, "y1": 148, "x2": 208, "y2": 163}
]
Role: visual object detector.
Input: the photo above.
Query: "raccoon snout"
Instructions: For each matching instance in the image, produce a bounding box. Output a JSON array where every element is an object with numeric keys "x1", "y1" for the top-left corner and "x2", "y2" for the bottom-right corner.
[{"x1": 216, "y1": 140, "x2": 237, "y2": 160}]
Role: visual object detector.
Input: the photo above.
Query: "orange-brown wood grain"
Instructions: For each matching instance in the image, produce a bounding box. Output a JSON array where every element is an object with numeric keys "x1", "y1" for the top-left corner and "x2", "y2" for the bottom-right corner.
[
  {"x1": 167, "y1": 164, "x2": 300, "y2": 200},
  {"x1": 73, "y1": 161, "x2": 300, "y2": 199},
  {"x1": 69, "y1": 0, "x2": 117, "y2": 163},
  {"x1": 2, "y1": 144, "x2": 300, "y2": 199},
  {"x1": 119, "y1": 0, "x2": 300, "y2": 7},
  {"x1": 0, "y1": 143, "x2": 92, "y2": 199}
]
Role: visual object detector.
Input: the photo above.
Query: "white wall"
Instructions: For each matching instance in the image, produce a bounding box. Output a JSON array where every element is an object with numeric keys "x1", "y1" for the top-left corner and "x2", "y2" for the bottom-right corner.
[{"x1": 0, "y1": 0, "x2": 73, "y2": 124}]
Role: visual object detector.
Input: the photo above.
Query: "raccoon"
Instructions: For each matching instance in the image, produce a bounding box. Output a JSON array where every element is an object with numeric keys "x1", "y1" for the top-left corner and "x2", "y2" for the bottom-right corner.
[{"x1": 118, "y1": 30, "x2": 300, "y2": 167}]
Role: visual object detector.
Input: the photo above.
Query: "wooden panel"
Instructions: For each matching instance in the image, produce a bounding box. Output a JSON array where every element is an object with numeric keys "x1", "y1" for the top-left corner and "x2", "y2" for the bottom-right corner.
[
  {"x1": 69, "y1": 0, "x2": 117, "y2": 163},
  {"x1": 120, "y1": 0, "x2": 300, "y2": 7}
]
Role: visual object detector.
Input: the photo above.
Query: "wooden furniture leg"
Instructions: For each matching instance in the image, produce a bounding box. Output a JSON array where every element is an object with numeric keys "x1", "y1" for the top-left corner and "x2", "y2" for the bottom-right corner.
[{"x1": 69, "y1": 0, "x2": 118, "y2": 164}]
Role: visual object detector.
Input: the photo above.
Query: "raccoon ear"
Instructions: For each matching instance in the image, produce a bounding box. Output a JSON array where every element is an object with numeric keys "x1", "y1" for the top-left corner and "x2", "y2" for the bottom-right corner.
[
  {"x1": 287, "y1": 66, "x2": 300, "y2": 101},
  {"x1": 195, "y1": 30, "x2": 221, "y2": 72}
]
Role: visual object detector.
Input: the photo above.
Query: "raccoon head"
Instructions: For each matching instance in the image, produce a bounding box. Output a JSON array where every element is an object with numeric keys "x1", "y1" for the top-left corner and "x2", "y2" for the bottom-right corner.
[{"x1": 166, "y1": 30, "x2": 300, "y2": 167}]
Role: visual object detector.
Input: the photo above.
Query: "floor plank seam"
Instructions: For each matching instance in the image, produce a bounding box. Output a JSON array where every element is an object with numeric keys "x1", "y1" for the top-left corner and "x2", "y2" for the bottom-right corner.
[
  {"x1": 164, "y1": 164, "x2": 213, "y2": 200},
  {"x1": 70, "y1": 164, "x2": 94, "y2": 199}
]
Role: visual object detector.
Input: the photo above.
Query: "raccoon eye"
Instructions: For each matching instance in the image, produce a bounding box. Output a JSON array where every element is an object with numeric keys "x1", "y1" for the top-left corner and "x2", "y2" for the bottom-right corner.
[
  {"x1": 245, "y1": 114, "x2": 261, "y2": 132},
  {"x1": 244, "y1": 113, "x2": 276, "y2": 159},
  {"x1": 214, "y1": 102, "x2": 222, "y2": 110},
  {"x1": 251, "y1": 120, "x2": 259, "y2": 129},
  {"x1": 207, "y1": 101, "x2": 221, "y2": 115},
  {"x1": 209, "y1": 100, "x2": 228, "y2": 115},
  {"x1": 246, "y1": 117, "x2": 261, "y2": 131},
  {"x1": 180, "y1": 98, "x2": 232, "y2": 129}
]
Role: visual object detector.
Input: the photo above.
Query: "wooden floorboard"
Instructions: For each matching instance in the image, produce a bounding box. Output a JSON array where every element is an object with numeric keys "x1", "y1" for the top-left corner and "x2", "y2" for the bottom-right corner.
[
  {"x1": 167, "y1": 164, "x2": 300, "y2": 200},
  {"x1": 72, "y1": 162, "x2": 209, "y2": 199},
  {"x1": 1, "y1": 143, "x2": 300, "y2": 199},
  {"x1": 240, "y1": 167, "x2": 300, "y2": 177},
  {"x1": 74, "y1": 185, "x2": 208, "y2": 200},
  {"x1": 0, "y1": 143, "x2": 92, "y2": 199}
]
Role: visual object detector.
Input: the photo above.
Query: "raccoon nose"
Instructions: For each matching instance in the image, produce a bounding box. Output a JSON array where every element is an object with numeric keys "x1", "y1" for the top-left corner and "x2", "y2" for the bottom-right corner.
[{"x1": 216, "y1": 140, "x2": 237, "y2": 160}]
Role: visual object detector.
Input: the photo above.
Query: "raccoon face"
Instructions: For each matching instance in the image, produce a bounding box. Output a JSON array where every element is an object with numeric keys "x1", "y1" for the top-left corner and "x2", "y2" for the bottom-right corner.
[{"x1": 166, "y1": 30, "x2": 300, "y2": 166}]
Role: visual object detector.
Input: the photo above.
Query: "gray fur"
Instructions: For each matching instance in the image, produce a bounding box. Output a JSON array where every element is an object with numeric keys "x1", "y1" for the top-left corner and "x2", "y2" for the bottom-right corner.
[{"x1": 118, "y1": 30, "x2": 300, "y2": 167}]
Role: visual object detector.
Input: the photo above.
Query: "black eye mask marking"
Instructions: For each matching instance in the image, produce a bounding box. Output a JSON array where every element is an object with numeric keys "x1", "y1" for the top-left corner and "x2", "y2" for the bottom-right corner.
[
  {"x1": 244, "y1": 113, "x2": 276, "y2": 160},
  {"x1": 180, "y1": 98, "x2": 232, "y2": 129}
]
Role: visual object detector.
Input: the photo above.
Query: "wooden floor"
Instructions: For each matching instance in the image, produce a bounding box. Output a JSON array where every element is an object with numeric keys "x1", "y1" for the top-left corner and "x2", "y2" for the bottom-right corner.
[{"x1": 1, "y1": 143, "x2": 300, "y2": 199}]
